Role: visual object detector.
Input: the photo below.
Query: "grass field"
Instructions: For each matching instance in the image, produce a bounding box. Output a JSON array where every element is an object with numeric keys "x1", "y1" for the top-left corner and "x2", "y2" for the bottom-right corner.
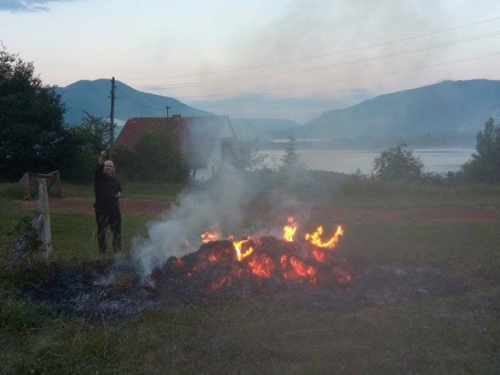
[{"x1": 1, "y1": 179, "x2": 500, "y2": 374}]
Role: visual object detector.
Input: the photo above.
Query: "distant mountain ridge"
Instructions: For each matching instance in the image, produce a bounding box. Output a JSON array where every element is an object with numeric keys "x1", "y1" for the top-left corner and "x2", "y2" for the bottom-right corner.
[
  {"x1": 297, "y1": 79, "x2": 500, "y2": 141},
  {"x1": 55, "y1": 79, "x2": 213, "y2": 126},
  {"x1": 56, "y1": 79, "x2": 500, "y2": 148}
]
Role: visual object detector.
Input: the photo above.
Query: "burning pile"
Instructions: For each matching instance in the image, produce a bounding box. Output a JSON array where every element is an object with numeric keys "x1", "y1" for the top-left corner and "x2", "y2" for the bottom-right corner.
[
  {"x1": 152, "y1": 218, "x2": 353, "y2": 299},
  {"x1": 22, "y1": 217, "x2": 469, "y2": 322}
]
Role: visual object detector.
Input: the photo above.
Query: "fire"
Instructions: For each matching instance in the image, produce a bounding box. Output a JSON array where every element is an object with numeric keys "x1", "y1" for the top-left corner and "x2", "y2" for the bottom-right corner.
[
  {"x1": 201, "y1": 230, "x2": 220, "y2": 243},
  {"x1": 204, "y1": 219, "x2": 344, "y2": 263},
  {"x1": 189, "y1": 218, "x2": 349, "y2": 289},
  {"x1": 312, "y1": 249, "x2": 326, "y2": 263},
  {"x1": 281, "y1": 255, "x2": 317, "y2": 283},
  {"x1": 232, "y1": 237, "x2": 254, "y2": 261},
  {"x1": 208, "y1": 253, "x2": 219, "y2": 262},
  {"x1": 283, "y1": 217, "x2": 297, "y2": 242},
  {"x1": 248, "y1": 253, "x2": 275, "y2": 278},
  {"x1": 305, "y1": 225, "x2": 344, "y2": 248}
]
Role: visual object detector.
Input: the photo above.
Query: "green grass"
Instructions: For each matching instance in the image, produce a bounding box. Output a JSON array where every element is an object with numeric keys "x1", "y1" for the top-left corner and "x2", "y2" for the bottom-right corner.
[
  {"x1": 1, "y1": 179, "x2": 500, "y2": 373},
  {"x1": 46, "y1": 213, "x2": 151, "y2": 262},
  {"x1": 341, "y1": 220, "x2": 500, "y2": 264},
  {"x1": 335, "y1": 179, "x2": 500, "y2": 207},
  {"x1": 1, "y1": 292, "x2": 499, "y2": 373}
]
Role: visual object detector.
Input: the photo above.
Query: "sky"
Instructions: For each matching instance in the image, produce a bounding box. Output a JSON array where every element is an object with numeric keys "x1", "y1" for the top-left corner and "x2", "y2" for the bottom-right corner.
[{"x1": 1, "y1": 0, "x2": 500, "y2": 124}]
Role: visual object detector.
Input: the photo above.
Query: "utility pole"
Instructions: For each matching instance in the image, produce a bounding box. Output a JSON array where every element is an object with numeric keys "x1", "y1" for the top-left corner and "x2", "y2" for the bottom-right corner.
[
  {"x1": 109, "y1": 77, "x2": 116, "y2": 160},
  {"x1": 165, "y1": 105, "x2": 171, "y2": 120}
]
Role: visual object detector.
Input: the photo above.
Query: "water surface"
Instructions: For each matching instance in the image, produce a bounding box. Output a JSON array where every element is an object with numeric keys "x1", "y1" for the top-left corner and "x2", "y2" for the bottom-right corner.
[{"x1": 259, "y1": 148, "x2": 475, "y2": 174}]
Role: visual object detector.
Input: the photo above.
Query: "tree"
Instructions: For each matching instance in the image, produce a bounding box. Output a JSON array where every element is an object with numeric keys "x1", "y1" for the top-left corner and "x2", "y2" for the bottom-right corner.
[
  {"x1": 114, "y1": 128, "x2": 188, "y2": 183},
  {"x1": 280, "y1": 133, "x2": 304, "y2": 171},
  {"x1": 0, "y1": 45, "x2": 68, "y2": 180},
  {"x1": 373, "y1": 144, "x2": 424, "y2": 182},
  {"x1": 63, "y1": 113, "x2": 112, "y2": 182},
  {"x1": 461, "y1": 117, "x2": 500, "y2": 183},
  {"x1": 235, "y1": 136, "x2": 267, "y2": 171},
  {"x1": 75, "y1": 112, "x2": 111, "y2": 150}
]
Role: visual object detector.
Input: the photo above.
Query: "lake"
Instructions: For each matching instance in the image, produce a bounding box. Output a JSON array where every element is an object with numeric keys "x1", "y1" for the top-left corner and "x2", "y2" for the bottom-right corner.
[{"x1": 258, "y1": 148, "x2": 476, "y2": 175}]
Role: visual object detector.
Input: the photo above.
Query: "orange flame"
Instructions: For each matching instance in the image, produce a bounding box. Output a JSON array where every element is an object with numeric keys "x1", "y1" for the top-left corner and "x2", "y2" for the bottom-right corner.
[
  {"x1": 248, "y1": 254, "x2": 275, "y2": 278},
  {"x1": 283, "y1": 217, "x2": 298, "y2": 242},
  {"x1": 201, "y1": 231, "x2": 220, "y2": 243},
  {"x1": 312, "y1": 249, "x2": 326, "y2": 263},
  {"x1": 281, "y1": 255, "x2": 317, "y2": 283},
  {"x1": 305, "y1": 225, "x2": 344, "y2": 248},
  {"x1": 208, "y1": 253, "x2": 219, "y2": 262},
  {"x1": 208, "y1": 275, "x2": 230, "y2": 291},
  {"x1": 232, "y1": 237, "x2": 254, "y2": 261}
]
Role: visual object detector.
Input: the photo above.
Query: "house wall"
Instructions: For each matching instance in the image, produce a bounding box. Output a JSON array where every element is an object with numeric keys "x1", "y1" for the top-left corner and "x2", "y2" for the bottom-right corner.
[
  {"x1": 192, "y1": 138, "x2": 223, "y2": 182},
  {"x1": 191, "y1": 125, "x2": 237, "y2": 182},
  {"x1": 192, "y1": 167, "x2": 211, "y2": 182}
]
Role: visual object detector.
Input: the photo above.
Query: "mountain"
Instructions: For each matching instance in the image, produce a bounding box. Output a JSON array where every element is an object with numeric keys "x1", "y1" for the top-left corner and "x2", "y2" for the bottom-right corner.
[
  {"x1": 296, "y1": 79, "x2": 500, "y2": 144},
  {"x1": 55, "y1": 79, "x2": 213, "y2": 126}
]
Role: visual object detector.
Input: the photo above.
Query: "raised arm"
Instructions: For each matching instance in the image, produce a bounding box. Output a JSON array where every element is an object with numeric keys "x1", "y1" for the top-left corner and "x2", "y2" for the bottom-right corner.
[{"x1": 98, "y1": 150, "x2": 106, "y2": 165}]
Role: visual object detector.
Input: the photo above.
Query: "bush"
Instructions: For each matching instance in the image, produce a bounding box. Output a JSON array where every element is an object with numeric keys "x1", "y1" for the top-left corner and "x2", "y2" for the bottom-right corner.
[
  {"x1": 373, "y1": 144, "x2": 424, "y2": 182},
  {"x1": 0, "y1": 184, "x2": 25, "y2": 199}
]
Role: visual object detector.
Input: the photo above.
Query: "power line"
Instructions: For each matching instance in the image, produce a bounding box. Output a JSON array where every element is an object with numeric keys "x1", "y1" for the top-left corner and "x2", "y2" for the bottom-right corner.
[
  {"x1": 114, "y1": 85, "x2": 166, "y2": 110},
  {"x1": 176, "y1": 51, "x2": 500, "y2": 99},
  {"x1": 153, "y1": 30, "x2": 500, "y2": 89},
  {"x1": 123, "y1": 16, "x2": 500, "y2": 81},
  {"x1": 272, "y1": 52, "x2": 500, "y2": 92}
]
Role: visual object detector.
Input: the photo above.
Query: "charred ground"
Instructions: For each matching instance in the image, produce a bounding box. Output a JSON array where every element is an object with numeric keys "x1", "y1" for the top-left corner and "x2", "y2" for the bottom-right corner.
[{"x1": 22, "y1": 243, "x2": 468, "y2": 324}]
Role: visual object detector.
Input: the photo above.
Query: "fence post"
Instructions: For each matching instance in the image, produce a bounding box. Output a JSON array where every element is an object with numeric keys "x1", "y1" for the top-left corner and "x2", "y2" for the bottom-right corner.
[{"x1": 37, "y1": 179, "x2": 52, "y2": 260}]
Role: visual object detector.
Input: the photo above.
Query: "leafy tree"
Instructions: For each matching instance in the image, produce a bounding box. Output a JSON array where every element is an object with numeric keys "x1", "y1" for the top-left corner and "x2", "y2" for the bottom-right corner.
[
  {"x1": 280, "y1": 133, "x2": 304, "y2": 171},
  {"x1": 373, "y1": 144, "x2": 424, "y2": 182},
  {"x1": 461, "y1": 117, "x2": 500, "y2": 183},
  {"x1": 64, "y1": 113, "x2": 111, "y2": 182},
  {"x1": 235, "y1": 136, "x2": 267, "y2": 171},
  {"x1": 76, "y1": 111, "x2": 111, "y2": 150},
  {"x1": 114, "y1": 128, "x2": 188, "y2": 183},
  {"x1": 0, "y1": 45, "x2": 68, "y2": 180}
]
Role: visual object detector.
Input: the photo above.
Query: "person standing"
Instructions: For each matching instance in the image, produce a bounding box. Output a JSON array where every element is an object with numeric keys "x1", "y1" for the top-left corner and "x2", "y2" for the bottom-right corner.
[{"x1": 94, "y1": 151, "x2": 122, "y2": 253}]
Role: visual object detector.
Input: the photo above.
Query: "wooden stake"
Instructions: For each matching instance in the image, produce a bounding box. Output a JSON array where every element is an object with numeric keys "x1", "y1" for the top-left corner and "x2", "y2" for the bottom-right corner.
[
  {"x1": 3, "y1": 179, "x2": 52, "y2": 268},
  {"x1": 37, "y1": 179, "x2": 52, "y2": 260}
]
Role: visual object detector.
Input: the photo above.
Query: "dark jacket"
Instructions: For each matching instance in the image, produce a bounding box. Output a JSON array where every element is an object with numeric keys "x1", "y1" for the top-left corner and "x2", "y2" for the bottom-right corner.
[{"x1": 93, "y1": 164, "x2": 122, "y2": 214}]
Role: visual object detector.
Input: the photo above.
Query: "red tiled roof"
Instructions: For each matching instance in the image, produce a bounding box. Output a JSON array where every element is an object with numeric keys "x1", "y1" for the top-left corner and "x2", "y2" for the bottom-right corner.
[
  {"x1": 116, "y1": 116, "x2": 234, "y2": 168},
  {"x1": 116, "y1": 117, "x2": 174, "y2": 150}
]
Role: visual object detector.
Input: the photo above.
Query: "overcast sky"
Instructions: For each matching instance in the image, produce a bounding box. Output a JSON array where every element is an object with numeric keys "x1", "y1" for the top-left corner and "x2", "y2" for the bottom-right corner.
[{"x1": 1, "y1": 0, "x2": 500, "y2": 123}]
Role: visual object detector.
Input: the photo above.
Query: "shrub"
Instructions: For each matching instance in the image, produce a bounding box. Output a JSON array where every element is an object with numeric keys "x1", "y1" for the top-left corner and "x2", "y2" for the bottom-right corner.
[{"x1": 373, "y1": 144, "x2": 424, "y2": 182}]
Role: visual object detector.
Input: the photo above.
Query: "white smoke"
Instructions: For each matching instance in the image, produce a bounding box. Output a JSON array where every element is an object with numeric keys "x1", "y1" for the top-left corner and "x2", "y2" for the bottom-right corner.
[{"x1": 132, "y1": 165, "x2": 253, "y2": 280}]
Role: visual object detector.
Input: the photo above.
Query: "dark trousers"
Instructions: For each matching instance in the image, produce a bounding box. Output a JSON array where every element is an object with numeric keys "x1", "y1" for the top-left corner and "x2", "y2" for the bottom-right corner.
[{"x1": 95, "y1": 209, "x2": 121, "y2": 253}]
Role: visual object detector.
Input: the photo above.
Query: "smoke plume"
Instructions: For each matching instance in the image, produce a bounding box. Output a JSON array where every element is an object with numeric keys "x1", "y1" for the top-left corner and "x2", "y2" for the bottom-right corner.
[{"x1": 132, "y1": 165, "x2": 253, "y2": 279}]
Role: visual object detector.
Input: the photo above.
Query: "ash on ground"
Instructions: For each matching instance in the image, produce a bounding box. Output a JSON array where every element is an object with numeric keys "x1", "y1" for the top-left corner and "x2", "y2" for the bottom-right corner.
[{"x1": 22, "y1": 240, "x2": 468, "y2": 323}]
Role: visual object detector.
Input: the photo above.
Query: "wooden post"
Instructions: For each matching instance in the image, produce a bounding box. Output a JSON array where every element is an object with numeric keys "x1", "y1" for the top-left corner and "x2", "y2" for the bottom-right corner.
[
  {"x1": 3, "y1": 179, "x2": 52, "y2": 268},
  {"x1": 37, "y1": 179, "x2": 52, "y2": 260}
]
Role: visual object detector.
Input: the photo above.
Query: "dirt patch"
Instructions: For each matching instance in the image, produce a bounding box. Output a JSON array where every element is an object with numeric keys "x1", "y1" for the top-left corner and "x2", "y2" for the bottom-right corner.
[{"x1": 18, "y1": 197, "x2": 171, "y2": 216}]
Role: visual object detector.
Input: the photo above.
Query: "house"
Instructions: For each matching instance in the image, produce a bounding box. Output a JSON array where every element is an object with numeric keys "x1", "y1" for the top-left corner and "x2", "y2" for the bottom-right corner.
[{"x1": 116, "y1": 115, "x2": 240, "y2": 181}]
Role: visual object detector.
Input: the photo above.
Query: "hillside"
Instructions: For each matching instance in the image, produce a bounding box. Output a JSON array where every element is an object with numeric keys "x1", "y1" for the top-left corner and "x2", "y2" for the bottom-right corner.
[
  {"x1": 55, "y1": 79, "x2": 214, "y2": 126},
  {"x1": 296, "y1": 79, "x2": 500, "y2": 144}
]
